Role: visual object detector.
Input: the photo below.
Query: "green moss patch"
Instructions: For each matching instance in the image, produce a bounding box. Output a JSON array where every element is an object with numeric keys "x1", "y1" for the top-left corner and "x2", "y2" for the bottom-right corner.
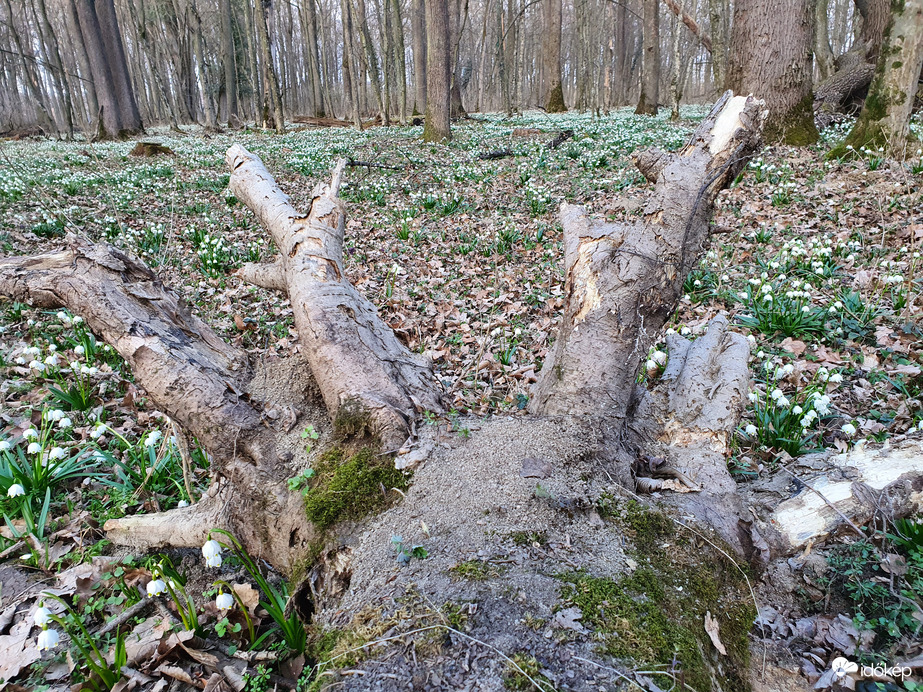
[
  {"x1": 303, "y1": 447, "x2": 409, "y2": 530},
  {"x1": 557, "y1": 500, "x2": 755, "y2": 691},
  {"x1": 449, "y1": 559, "x2": 507, "y2": 581}
]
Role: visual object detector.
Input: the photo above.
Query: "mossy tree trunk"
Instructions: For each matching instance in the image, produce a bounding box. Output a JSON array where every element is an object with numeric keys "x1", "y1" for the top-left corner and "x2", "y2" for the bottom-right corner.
[
  {"x1": 839, "y1": 0, "x2": 923, "y2": 157},
  {"x1": 725, "y1": 0, "x2": 818, "y2": 145}
]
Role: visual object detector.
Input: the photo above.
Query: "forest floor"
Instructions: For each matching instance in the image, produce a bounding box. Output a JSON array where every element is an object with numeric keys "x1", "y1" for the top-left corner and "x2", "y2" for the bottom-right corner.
[{"x1": 0, "y1": 108, "x2": 922, "y2": 691}]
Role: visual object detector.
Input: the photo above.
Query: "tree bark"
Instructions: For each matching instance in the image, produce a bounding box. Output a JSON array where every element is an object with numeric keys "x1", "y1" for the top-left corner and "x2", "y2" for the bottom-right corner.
[
  {"x1": 541, "y1": 0, "x2": 565, "y2": 112},
  {"x1": 726, "y1": 0, "x2": 818, "y2": 145},
  {"x1": 254, "y1": 0, "x2": 284, "y2": 131},
  {"x1": 411, "y1": 0, "x2": 427, "y2": 114},
  {"x1": 219, "y1": 0, "x2": 239, "y2": 125},
  {"x1": 635, "y1": 0, "x2": 660, "y2": 115},
  {"x1": 65, "y1": 0, "x2": 98, "y2": 126},
  {"x1": 815, "y1": 0, "x2": 835, "y2": 79},
  {"x1": 840, "y1": 0, "x2": 923, "y2": 157},
  {"x1": 423, "y1": 0, "x2": 451, "y2": 141},
  {"x1": 94, "y1": 0, "x2": 142, "y2": 134},
  {"x1": 708, "y1": 0, "x2": 728, "y2": 89}
]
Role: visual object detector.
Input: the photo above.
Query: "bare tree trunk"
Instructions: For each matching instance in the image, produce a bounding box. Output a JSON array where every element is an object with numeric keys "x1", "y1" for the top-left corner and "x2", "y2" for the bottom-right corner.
[
  {"x1": 254, "y1": 0, "x2": 284, "y2": 131},
  {"x1": 65, "y1": 0, "x2": 98, "y2": 125},
  {"x1": 35, "y1": 0, "x2": 75, "y2": 137},
  {"x1": 389, "y1": 0, "x2": 407, "y2": 122},
  {"x1": 341, "y1": 0, "x2": 363, "y2": 127},
  {"x1": 856, "y1": 0, "x2": 890, "y2": 60},
  {"x1": 670, "y1": 1, "x2": 682, "y2": 121},
  {"x1": 411, "y1": 0, "x2": 427, "y2": 114},
  {"x1": 726, "y1": 0, "x2": 818, "y2": 144},
  {"x1": 2, "y1": 0, "x2": 56, "y2": 132},
  {"x1": 541, "y1": 0, "x2": 565, "y2": 111},
  {"x1": 191, "y1": 2, "x2": 217, "y2": 130},
  {"x1": 840, "y1": 0, "x2": 923, "y2": 157},
  {"x1": 635, "y1": 0, "x2": 660, "y2": 114},
  {"x1": 220, "y1": 0, "x2": 239, "y2": 125},
  {"x1": 94, "y1": 0, "x2": 142, "y2": 134},
  {"x1": 708, "y1": 0, "x2": 728, "y2": 89},
  {"x1": 423, "y1": 0, "x2": 451, "y2": 141},
  {"x1": 816, "y1": 0, "x2": 835, "y2": 79},
  {"x1": 353, "y1": 0, "x2": 384, "y2": 117}
]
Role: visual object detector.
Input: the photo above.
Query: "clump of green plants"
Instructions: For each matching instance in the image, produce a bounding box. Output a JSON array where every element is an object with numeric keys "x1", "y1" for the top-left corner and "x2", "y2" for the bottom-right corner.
[
  {"x1": 737, "y1": 276, "x2": 828, "y2": 338},
  {"x1": 302, "y1": 447, "x2": 409, "y2": 530},
  {"x1": 825, "y1": 522, "x2": 923, "y2": 655},
  {"x1": 449, "y1": 558, "x2": 506, "y2": 581},
  {"x1": 503, "y1": 652, "x2": 554, "y2": 691}
]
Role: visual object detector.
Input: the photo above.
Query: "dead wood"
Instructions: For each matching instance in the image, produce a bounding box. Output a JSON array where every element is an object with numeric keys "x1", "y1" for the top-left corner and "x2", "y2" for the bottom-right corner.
[
  {"x1": 476, "y1": 148, "x2": 514, "y2": 160},
  {"x1": 546, "y1": 129, "x2": 574, "y2": 149},
  {"x1": 130, "y1": 141, "x2": 176, "y2": 157},
  {"x1": 227, "y1": 145, "x2": 443, "y2": 450}
]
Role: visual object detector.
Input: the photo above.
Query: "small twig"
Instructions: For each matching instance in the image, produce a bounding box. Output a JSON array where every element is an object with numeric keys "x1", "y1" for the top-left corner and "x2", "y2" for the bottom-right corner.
[
  {"x1": 346, "y1": 157, "x2": 400, "y2": 171},
  {"x1": 232, "y1": 649, "x2": 279, "y2": 662},
  {"x1": 97, "y1": 596, "x2": 152, "y2": 636},
  {"x1": 98, "y1": 597, "x2": 153, "y2": 636}
]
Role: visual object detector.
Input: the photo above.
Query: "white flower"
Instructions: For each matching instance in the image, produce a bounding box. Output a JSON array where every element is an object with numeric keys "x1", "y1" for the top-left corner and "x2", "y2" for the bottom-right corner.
[
  {"x1": 202, "y1": 540, "x2": 223, "y2": 568},
  {"x1": 680, "y1": 327, "x2": 691, "y2": 336},
  {"x1": 0, "y1": 441, "x2": 10, "y2": 452},
  {"x1": 33, "y1": 606, "x2": 52, "y2": 627},
  {"x1": 48, "y1": 409, "x2": 64, "y2": 422},
  {"x1": 23, "y1": 428, "x2": 37, "y2": 440},
  {"x1": 89, "y1": 424, "x2": 106, "y2": 439},
  {"x1": 37, "y1": 628, "x2": 60, "y2": 651},
  {"x1": 745, "y1": 424, "x2": 758, "y2": 436},
  {"x1": 27, "y1": 443, "x2": 41, "y2": 454},
  {"x1": 770, "y1": 389, "x2": 783, "y2": 400},
  {"x1": 177, "y1": 500, "x2": 189, "y2": 508},
  {"x1": 792, "y1": 406, "x2": 803, "y2": 415},
  {"x1": 72, "y1": 316, "x2": 83, "y2": 324},
  {"x1": 49, "y1": 447, "x2": 66, "y2": 461},
  {"x1": 147, "y1": 579, "x2": 167, "y2": 597},
  {"x1": 216, "y1": 592, "x2": 234, "y2": 611},
  {"x1": 817, "y1": 367, "x2": 829, "y2": 380},
  {"x1": 841, "y1": 423, "x2": 857, "y2": 437},
  {"x1": 144, "y1": 431, "x2": 162, "y2": 448},
  {"x1": 777, "y1": 396, "x2": 790, "y2": 408},
  {"x1": 58, "y1": 418, "x2": 72, "y2": 429},
  {"x1": 29, "y1": 360, "x2": 45, "y2": 372},
  {"x1": 829, "y1": 373, "x2": 843, "y2": 384},
  {"x1": 74, "y1": 345, "x2": 85, "y2": 356},
  {"x1": 43, "y1": 354, "x2": 58, "y2": 367},
  {"x1": 748, "y1": 391, "x2": 758, "y2": 403},
  {"x1": 7, "y1": 484, "x2": 25, "y2": 498},
  {"x1": 652, "y1": 350, "x2": 667, "y2": 365},
  {"x1": 757, "y1": 350, "x2": 765, "y2": 359}
]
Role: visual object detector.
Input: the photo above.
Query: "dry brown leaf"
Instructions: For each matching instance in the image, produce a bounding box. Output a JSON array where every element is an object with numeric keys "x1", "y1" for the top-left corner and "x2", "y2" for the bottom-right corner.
[
  {"x1": 231, "y1": 583, "x2": 260, "y2": 616},
  {"x1": 779, "y1": 338, "x2": 806, "y2": 356}
]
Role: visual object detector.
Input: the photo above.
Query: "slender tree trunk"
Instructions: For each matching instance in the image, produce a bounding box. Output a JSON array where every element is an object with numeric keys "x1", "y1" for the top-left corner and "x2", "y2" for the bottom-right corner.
[
  {"x1": 304, "y1": 0, "x2": 326, "y2": 118},
  {"x1": 35, "y1": 0, "x2": 75, "y2": 137},
  {"x1": 726, "y1": 0, "x2": 818, "y2": 144},
  {"x1": 65, "y1": 0, "x2": 98, "y2": 125},
  {"x1": 2, "y1": 0, "x2": 56, "y2": 132},
  {"x1": 708, "y1": 0, "x2": 728, "y2": 89},
  {"x1": 354, "y1": 0, "x2": 384, "y2": 117},
  {"x1": 840, "y1": 0, "x2": 923, "y2": 157},
  {"x1": 254, "y1": 0, "x2": 284, "y2": 131},
  {"x1": 390, "y1": 0, "x2": 408, "y2": 122},
  {"x1": 856, "y1": 0, "x2": 891, "y2": 60},
  {"x1": 411, "y1": 0, "x2": 427, "y2": 114},
  {"x1": 341, "y1": 0, "x2": 363, "y2": 127},
  {"x1": 816, "y1": 0, "x2": 835, "y2": 79},
  {"x1": 423, "y1": 0, "x2": 451, "y2": 141},
  {"x1": 191, "y1": 3, "x2": 216, "y2": 129},
  {"x1": 95, "y1": 0, "x2": 142, "y2": 133},
  {"x1": 635, "y1": 0, "x2": 660, "y2": 115},
  {"x1": 670, "y1": 2, "x2": 682, "y2": 121},
  {"x1": 542, "y1": 0, "x2": 565, "y2": 111},
  {"x1": 220, "y1": 0, "x2": 239, "y2": 125}
]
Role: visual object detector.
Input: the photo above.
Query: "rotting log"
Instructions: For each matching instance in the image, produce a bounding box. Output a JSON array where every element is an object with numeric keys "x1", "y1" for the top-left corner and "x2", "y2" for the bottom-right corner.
[
  {"x1": 0, "y1": 240, "x2": 313, "y2": 570},
  {"x1": 228, "y1": 146, "x2": 443, "y2": 450},
  {"x1": 0, "y1": 93, "x2": 771, "y2": 576}
]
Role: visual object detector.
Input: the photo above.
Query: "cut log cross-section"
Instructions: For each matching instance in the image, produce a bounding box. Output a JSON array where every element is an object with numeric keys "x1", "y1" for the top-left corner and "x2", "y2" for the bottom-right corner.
[{"x1": 228, "y1": 145, "x2": 443, "y2": 450}]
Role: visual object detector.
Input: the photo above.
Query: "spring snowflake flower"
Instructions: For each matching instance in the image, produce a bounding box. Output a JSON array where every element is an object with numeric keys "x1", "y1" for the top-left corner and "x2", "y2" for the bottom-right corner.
[
  {"x1": 73, "y1": 316, "x2": 83, "y2": 325},
  {"x1": 33, "y1": 605, "x2": 52, "y2": 627},
  {"x1": 770, "y1": 389, "x2": 784, "y2": 400},
  {"x1": 27, "y1": 443, "x2": 41, "y2": 454},
  {"x1": 58, "y1": 418, "x2": 73, "y2": 429},
  {"x1": 23, "y1": 428, "x2": 38, "y2": 440},
  {"x1": 37, "y1": 628, "x2": 60, "y2": 651},
  {"x1": 29, "y1": 360, "x2": 45, "y2": 372},
  {"x1": 56, "y1": 311, "x2": 71, "y2": 325},
  {"x1": 7, "y1": 484, "x2": 25, "y2": 498},
  {"x1": 792, "y1": 406, "x2": 803, "y2": 415},
  {"x1": 89, "y1": 424, "x2": 106, "y2": 440},
  {"x1": 817, "y1": 367, "x2": 829, "y2": 381},
  {"x1": 202, "y1": 540, "x2": 223, "y2": 568},
  {"x1": 0, "y1": 441, "x2": 10, "y2": 452},
  {"x1": 748, "y1": 391, "x2": 758, "y2": 403},
  {"x1": 147, "y1": 578, "x2": 167, "y2": 597},
  {"x1": 74, "y1": 345, "x2": 85, "y2": 356},
  {"x1": 813, "y1": 394, "x2": 832, "y2": 415},
  {"x1": 745, "y1": 424, "x2": 758, "y2": 436},
  {"x1": 777, "y1": 396, "x2": 790, "y2": 408},
  {"x1": 144, "y1": 431, "x2": 163, "y2": 448},
  {"x1": 216, "y1": 592, "x2": 234, "y2": 612},
  {"x1": 49, "y1": 447, "x2": 66, "y2": 461},
  {"x1": 829, "y1": 373, "x2": 843, "y2": 384},
  {"x1": 48, "y1": 409, "x2": 64, "y2": 422},
  {"x1": 841, "y1": 423, "x2": 857, "y2": 437},
  {"x1": 43, "y1": 354, "x2": 58, "y2": 367},
  {"x1": 652, "y1": 350, "x2": 667, "y2": 365},
  {"x1": 177, "y1": 500, "x2": 189, "y2": 508}
]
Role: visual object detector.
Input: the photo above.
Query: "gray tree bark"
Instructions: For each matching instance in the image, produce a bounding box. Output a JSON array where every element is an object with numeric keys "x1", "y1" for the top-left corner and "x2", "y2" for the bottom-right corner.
[
  {"x1": 635, "y1": 0, "x2": 660, "y2": 115},
  {"x1": 423, "y1": 0, "x2": 451, "y2": 141}
]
